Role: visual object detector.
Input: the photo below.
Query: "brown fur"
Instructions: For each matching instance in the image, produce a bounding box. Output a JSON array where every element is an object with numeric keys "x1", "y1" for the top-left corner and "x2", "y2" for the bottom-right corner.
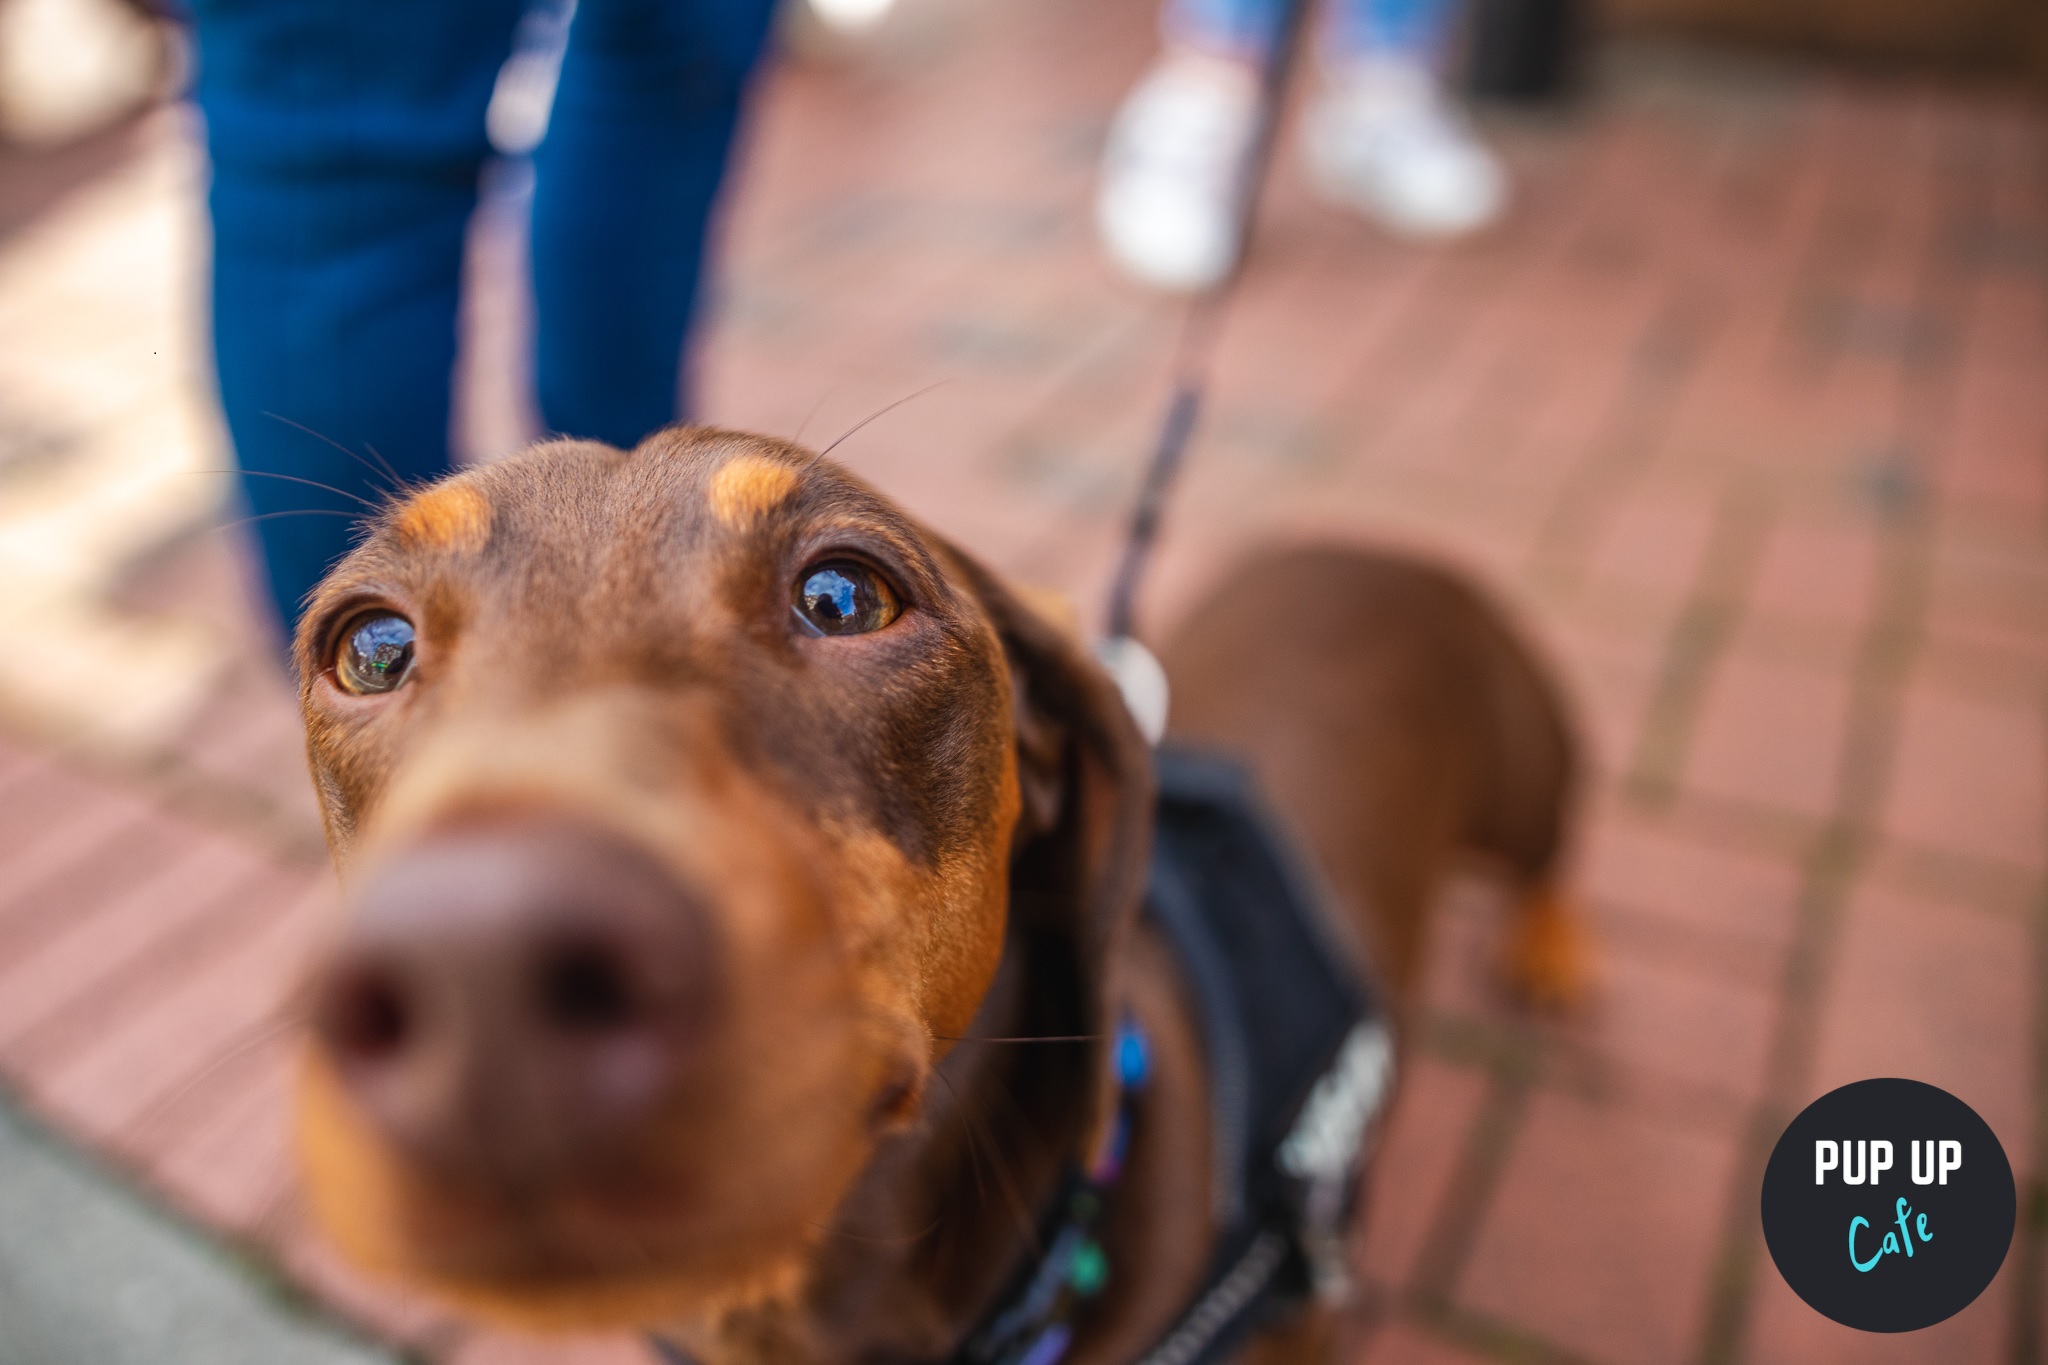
[
  {"x1": 290, "y1": 427, "x2": 1584, "y2": 1362},
  {"x1": 1158, "y1": 546, "x2": 1589, "y2": 1016}
]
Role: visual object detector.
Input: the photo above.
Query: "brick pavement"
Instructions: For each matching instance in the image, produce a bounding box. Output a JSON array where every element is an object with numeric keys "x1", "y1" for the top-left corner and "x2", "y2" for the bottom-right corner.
[{"x1": 0, "y1": 4, "x2": 2042, "y2": 1362}]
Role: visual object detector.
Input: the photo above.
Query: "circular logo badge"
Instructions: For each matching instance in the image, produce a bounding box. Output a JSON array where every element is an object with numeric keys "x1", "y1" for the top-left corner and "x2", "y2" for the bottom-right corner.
[{"x1": 1762, "y1": 1078, "x2": 2015, "y2": 1332}]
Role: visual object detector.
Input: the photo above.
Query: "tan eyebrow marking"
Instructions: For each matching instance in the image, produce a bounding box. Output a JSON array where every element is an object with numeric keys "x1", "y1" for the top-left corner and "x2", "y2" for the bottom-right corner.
[
  {"x1": 395, "y1": 482, "x2": 492, "y2": 555},
  {"x1": 709, "y1": 454, "x2": 799, "y2": 528}
]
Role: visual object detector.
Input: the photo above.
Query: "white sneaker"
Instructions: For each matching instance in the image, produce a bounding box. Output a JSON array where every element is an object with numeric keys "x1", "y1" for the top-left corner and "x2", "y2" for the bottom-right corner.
[
  {"x1": 0, "y1": 0, "x2": 164, "y2": 146},
  {"x1": 1097, "y1": 52, "x2": 1259, "y2": 292},
  {"x1": 1306, "y1": 58, "x2": 1506, "y2": 239}
]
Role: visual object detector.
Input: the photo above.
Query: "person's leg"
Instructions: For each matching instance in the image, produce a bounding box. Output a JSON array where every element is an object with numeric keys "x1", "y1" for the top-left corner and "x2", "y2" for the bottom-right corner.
[
  {"x1": 1096, "y1": 0, "x2": 1296, "y2": 291},
  {"x1": 1324, "y1": 0, "x2": 1456, "y2": 63},
  {"x1": 1161, "y1": 0, "x2": 1288, "y2": 58},
  {"x1": 191, "y1": 0, "x2": 528, "y2": 635},
  {"x1": 530, "y1": 0, "x2": 777, "y2": 448},
  {"x1": 1309, "y1": 0, "x2": 1505, "y2": 236}
]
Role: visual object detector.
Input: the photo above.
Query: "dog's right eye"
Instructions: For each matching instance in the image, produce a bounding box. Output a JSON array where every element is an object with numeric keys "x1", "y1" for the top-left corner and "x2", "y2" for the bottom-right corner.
[{"x1": 335, "y1": 613, "x2": 417, "y2": 695}]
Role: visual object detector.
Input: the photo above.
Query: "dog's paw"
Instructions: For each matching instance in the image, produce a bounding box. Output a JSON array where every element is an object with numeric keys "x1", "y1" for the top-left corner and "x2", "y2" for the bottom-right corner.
[{"x1": 1501, "y1": 887, "x2": 1592, "y2": 1013}]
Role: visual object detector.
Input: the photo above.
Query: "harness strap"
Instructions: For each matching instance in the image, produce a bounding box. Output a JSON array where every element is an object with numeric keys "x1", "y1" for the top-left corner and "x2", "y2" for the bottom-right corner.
[
  {"x1": 1144, "y1": 848, "x2": 1252, "y2": 1225},
  {"x1": 1133, "y1": 1232, "x2": 1290, "y2": 1365}
]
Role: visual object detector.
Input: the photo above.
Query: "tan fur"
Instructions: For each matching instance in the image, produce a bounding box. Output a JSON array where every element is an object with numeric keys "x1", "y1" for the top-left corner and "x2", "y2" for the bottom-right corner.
[
  {"x1": 300, "y1": 1049, "x2": 814, "y2": 1330},
  {"x1": 1009, "y1": 583, "x2": 1082, "y2": 644},
  {"x1": 1502, "y1": 886, "x2": 1592, "y2": 1010},
  {"x1": 708, "y1": 452, "x2": 799, "y2": 527},
  {"x1": 393, "y1": 481, "x2": 492, "y2": 555}
]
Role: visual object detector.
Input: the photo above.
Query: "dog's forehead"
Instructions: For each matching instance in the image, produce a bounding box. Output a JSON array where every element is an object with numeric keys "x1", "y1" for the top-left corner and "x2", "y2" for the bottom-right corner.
[
  {"x1": 466, "y1": 430, "x2": 867, "y2": 541},
  {"x1": 360, "y1": 430, "x2": 937, "y2": 594},
  {"x1": 328, "y1": 429, "x2": 968, "y2": 664}
]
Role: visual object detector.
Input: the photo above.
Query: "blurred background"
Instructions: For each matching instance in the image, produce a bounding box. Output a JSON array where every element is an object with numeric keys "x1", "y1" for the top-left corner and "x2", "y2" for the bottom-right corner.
[{"x1": 0, "y1": 0, "x2": 2041, "y2": 1361}]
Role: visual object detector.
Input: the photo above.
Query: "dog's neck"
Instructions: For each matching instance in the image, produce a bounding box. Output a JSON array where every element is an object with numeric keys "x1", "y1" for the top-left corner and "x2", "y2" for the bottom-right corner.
[{"x1": 678, "y1": 915, "x2": 1215, "y2": 1365}]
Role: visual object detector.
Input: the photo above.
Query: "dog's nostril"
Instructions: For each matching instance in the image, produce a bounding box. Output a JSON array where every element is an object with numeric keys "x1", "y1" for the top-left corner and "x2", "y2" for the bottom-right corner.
[
  {"x1": 321, "y1": 967, "x2": 412, "y2": 1062},
  {"x1": 537, "y1": 939, "x2": 639, "y2": 1033}
]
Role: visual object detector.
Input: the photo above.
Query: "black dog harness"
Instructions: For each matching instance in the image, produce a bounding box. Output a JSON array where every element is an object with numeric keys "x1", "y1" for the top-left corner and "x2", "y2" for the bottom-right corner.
[
  {"x1": 652, "y1": 747, "x2": 1393, "y2": 1365},
  {"x1": 955, "y1": 746, "x2": 1395, "y2": 1365}
]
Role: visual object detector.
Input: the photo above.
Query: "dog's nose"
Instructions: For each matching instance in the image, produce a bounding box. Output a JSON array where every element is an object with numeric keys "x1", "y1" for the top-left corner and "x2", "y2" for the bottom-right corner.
[{"x1": 308, "y1": 820, "x2": 715, "y2": 1185}]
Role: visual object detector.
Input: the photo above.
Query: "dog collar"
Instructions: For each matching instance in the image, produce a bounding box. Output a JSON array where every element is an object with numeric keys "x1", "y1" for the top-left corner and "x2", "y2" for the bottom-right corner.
[{"x1": 952, "y1": 1016, "x2": 1151, "y2": 1365}]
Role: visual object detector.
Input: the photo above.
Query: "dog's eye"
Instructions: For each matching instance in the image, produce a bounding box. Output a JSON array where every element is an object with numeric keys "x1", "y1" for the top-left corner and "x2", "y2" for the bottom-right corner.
[
  {"x1": 794, "y1": 561, "x2": 900, "y2": 636},
  {"x1": 335, "y1": 613, "x2": 417, "y2": 694}
]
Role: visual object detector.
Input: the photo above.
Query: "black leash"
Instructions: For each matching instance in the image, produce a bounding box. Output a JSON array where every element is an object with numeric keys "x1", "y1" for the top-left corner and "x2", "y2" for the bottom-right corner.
[{"x1": 1102, "y1": 0, "x2": 1316, "y2": 642}]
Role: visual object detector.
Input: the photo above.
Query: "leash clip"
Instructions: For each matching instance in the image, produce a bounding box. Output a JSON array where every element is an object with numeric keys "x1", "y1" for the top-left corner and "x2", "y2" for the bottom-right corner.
[{"x1": 1095, "y1": 635, "x2": 1170, "y2": 745}]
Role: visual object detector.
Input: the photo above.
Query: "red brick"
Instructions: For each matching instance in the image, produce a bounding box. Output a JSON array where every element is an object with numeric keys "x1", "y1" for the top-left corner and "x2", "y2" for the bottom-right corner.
[
  {"x1": 6, "y1": 860, "x2": 309, "y2": 1070},
  {"x1": 1578, "y1": 814, "x2": 1802, "y2": 954},
  {"x1": 0, "y1": 780, "x2": 160, "y2": 901},
  {"x1": 1572, "y1": 941, "x2": 1777, "y2": 1106},
  {"x1": 1745, "y1": 1242, "x2": 2014, "y2": 1364},
  {"x1": 0, "y1": 751, "x2": 98, "y2": 859},
  {"x1": 1923, "y1": 540, "x2": 2048, "y2": 671},
  {"x1": 1538, "y1": 619, "x2": 1664, "y2": 780},
  {"x1": 188, "y1": 688, "x2": 312, "y2": 794},
  {"x1": 273, "y1": 1224, "x2": 459, "y2": 1351},
  {"x1": 28, "y1": 878, "x2": 329, "y2": 1142},
  {"x1": 0, "y1": 835, "x2": 264, "y2": 1050},
  {"x1": 1880, "y1": 683, "x2": 2045, "y2": 874},
  {"x1": 1458, "y1": 1093, "x2": 1739, "y2": 1365},
  {"x1": 143, "y1": 1045, "x2": 295, "y2": 1234},
  {"x1": 1357, "y1": 1319, "x2": 1492, "y2": 1365},
  {"x1": 0, "y1": 806, "x2": 194, "y2": 962},
  {"x1": 1585, "y1": 491, "x2": 1720, "y2": 604},
  {"x1": 1806, "y1": 882, "x2": 2030, "y2": 1162},
  {"x1": 1684, "y1": 654, "x2": 1851, "y2": 821},
  {"x1": 1940, "y1": 363, "x2": 2048, "y2": 519},
  {"x1": 450, "y1": 1333, "x2": 656, "y2": 1365},
  {"x1": 1749, "y1": 519, "x2": 1882, "y2": 627},
  {"x1": 0, "y1": 738, "x2": 53, "y2": 791},
  {"x1": 1356, "y1": 1058, "x2": 1491, "y2": 1292}
]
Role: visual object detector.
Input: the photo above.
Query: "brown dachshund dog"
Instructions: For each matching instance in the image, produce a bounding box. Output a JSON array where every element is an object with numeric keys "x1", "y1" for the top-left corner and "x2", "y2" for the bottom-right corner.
[{"x1": 290, "y1": 426, "x2": 1585, "y2": 1362}]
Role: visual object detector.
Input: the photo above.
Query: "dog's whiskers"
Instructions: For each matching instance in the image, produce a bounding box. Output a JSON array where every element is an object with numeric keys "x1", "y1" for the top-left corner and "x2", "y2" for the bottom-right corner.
[
  {"x1": 789, "y1": 387, "x2": 837, "y2": 449},
  {"x1": 805, "y1": 1214, "x2": 946, "y2": 1249},
  {"x1": 199, "y1": 468, "x2": 383, "y2": 510},
  {"x1": 123, "y1": 1010, "x2": 298, "y2": 1147},
  {"x1": 208, "y1": 507, "x2": 360, "y2": 537},
  {"x1": 815, "y1": 381, "x2": 951, "y2": 463},
  {"x1": 259, "y1": 411, "x2": 412, "y2": 496},
  {"x1": 933, "y1": 1034, "x2": 1106, "y2": 1044},
  {"x1": 932, "y1": 1066, "x2": 1042, "y2": 1259}
]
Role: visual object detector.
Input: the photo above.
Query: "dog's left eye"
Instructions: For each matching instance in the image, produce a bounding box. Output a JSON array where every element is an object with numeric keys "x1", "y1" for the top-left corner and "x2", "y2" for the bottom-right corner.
[
  {"x1": 335, "y1": 613, "x2": 417, "y2": 694},
  {"x1": 793, "y1": 561, "x2": 900, "y2": 636}
]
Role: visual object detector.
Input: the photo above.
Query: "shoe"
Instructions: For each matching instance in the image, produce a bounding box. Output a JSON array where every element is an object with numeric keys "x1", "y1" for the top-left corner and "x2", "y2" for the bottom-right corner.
[
  {"x1": 1097, "y1": 52, "x2": 1258, "y2": 292},
  {"x1": 1306, "y1": 58, "x2": 1506, "y2": 239},
  {"x1": 0, "y1": 0, "x2": 165, "y2": 146},
  {"x1": 806, "y1": 0, "x2": 897, "y2": 32}
]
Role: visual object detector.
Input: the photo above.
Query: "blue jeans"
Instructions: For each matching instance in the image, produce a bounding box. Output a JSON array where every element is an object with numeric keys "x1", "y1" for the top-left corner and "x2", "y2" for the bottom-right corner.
[
  {"x1": 191, "y1": 0, "x2": 778, "y2": 634},
  {"x1": 1167, "y1": 0, "x2": 1457, "y2": 63}
]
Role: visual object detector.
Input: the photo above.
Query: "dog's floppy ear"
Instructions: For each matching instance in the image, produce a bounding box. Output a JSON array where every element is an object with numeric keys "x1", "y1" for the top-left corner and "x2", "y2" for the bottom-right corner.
[{"x1": 942, "y1": 549, "x2": 1154, "y2": 1038}]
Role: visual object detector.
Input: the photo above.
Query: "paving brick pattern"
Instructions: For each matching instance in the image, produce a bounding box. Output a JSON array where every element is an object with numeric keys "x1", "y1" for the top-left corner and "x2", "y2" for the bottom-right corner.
[{"x1": 0, "y1": 2, "x2": 2042, "y2": 1361}]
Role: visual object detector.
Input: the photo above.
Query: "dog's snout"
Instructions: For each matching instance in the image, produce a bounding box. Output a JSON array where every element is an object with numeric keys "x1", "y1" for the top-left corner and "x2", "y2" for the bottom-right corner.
[{"x1": 309, "y1": 820, "x2": 716, "y2": 1184}]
